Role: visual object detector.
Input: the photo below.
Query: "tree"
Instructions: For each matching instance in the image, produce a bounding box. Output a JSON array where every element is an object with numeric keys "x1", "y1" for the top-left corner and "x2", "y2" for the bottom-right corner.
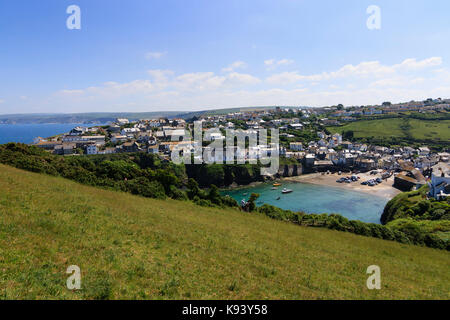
[
  {"x1": 343, "y1": 130, "x2": 354, "y2": 141},
  {"x1": 156, "y1": 169, "x2": 179, "y2": 195},
  {"x1": 187, "y1": 178, "x2": 200, "y2": 200},
  {"x1": 248, "y1": 193, "x2": 260, "y2": 212},
  {"x1": 208, "y1": 184, "x2": 222, "y2": 205}
]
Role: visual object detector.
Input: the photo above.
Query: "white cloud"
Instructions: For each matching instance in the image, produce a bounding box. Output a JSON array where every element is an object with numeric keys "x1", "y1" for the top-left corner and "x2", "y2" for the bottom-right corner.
[
  {"x1": 393, "y1": 57, "x2": 442, "y2": 71},
  {"x1": 264, "y1": 58, "x2": 294, "y2": 70},
  {"x1": 222, "y1": 61, "x2": 247, "y2": 73},
  {"x1": 145, "y1": 51, "x2": 166, "y2": 59},
  {"x1": 277, "y1": 59, "x2": 294, "y2": 66},
  {"x1": 60, "y1": 89, "x2": 84, "y2": 95},
  {"x1": 224, "y1": 72, "x2": 261, "y2": 86},
  {"x1": 266, "y1": 57, "x2": 443, "y2": 85},
  {"x1": 43, "y1": 56, "x2": 449, "y2": 112},
  {"x1": 266, "y1": 71, "x2": 304, "y2": 85}
]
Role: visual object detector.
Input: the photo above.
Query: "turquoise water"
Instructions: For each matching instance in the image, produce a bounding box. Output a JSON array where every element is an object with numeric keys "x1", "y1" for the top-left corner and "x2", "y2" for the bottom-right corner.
[
  {"x1": 223, "y1": 182, "x2": 388, "y2": 224},
  {"x1": 0, "y1": 124, "x2": 103, "y2": 144}
]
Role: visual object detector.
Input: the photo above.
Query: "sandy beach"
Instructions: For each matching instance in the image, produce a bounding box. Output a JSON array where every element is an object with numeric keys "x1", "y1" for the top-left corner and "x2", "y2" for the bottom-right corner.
[{"x1": 284, "y1": 172, "x2": 401, "y2": 199}]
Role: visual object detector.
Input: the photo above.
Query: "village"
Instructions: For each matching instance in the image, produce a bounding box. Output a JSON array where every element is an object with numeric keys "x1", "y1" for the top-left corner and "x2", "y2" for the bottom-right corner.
[{"x1": 31, "y1": 98, "x2": 450, "y2": 200}]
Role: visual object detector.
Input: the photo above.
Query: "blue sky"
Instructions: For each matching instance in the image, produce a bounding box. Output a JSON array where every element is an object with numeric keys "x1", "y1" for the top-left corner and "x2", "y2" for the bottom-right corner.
[{"x1": 1, "y1": 0, "x2": 450, "y2": 113}]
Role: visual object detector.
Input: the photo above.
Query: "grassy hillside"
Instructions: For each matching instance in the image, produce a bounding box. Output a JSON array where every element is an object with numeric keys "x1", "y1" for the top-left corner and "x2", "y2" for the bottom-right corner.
[
  {"x1": 0, "y1": 165, "x2": 449, "y2": 299},
  {"x1": 328, "y1": 118, "x2": 450, "y2": 147}
]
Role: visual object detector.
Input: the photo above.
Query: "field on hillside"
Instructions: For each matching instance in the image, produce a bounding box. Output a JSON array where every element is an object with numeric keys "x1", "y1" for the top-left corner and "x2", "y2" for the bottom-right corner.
[
  {"x1": 0, "y1": 164, "x2": 449, "y2": 299},
  {"x1": 328, "y1": 118, "x2": 450, "y2": 143}
]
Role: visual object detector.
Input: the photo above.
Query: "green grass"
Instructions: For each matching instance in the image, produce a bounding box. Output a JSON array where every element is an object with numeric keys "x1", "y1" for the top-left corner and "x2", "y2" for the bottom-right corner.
[
  {"x1": 328, "y1": 118, "x2": 450, "y2": 142},
  {"x1": 0, "y1": 164, "x2": 449, "y2": 299},
  {"x1": 408, "y1": 119, "x2": 450, "y2": 140}
]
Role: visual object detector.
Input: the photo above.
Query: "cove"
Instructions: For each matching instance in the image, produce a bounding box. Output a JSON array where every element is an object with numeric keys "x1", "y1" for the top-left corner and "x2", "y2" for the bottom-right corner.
[{"x1": 222, "y1": 182, "x2": 389, "y2": 224}]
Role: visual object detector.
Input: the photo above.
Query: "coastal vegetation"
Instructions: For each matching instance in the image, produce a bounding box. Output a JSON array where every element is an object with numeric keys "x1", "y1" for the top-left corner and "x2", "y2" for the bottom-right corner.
[
  {"x1": 256, "y1": 204, "x2": 448, "y2": 250},
  {"x1": 185, "y1": 163, "x2": 264, "y2": 188},
  {"x1": 0, "y1": 143, "x2": 235, "y2": 209},
  {"x1": 381, "y1": 186, "x2": 450, "y2": 243},
  {"x1": 382, "y1": 186, "x2": 450, "y2": 223},
  {"x1": 0, "y1": 164, "x2": 449, "y2": 299}
]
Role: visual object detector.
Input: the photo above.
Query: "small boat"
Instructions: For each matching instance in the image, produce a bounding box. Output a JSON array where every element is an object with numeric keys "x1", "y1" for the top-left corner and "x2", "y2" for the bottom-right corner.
[
  {"x1": 271, "y1": 187, "x2": 278, "y2": 190},
  {"x1": 281, "y1": 188, "x2": 293, "y2": 194},
  {"x1": 276, "y1": 197, "x2": 281, "y2": 200},
  {"x1": 273, "y1": 183, "x2": 282, "y2": 187}
]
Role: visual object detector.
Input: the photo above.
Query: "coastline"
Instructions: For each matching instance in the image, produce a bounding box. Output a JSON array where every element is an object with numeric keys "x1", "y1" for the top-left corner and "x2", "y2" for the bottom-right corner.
[
  {"x1": 221, "y1": 172, "x2": 401, "y2": 200},
  {"x1": 221, "y1": 172, "x2": 401, "y2": 201},
  {"x1": 283, "y1": 172, "x2": 401, "y2": 200},
  {"x1": 220, "y1": 180, "x2": 266, "y2": 191}
]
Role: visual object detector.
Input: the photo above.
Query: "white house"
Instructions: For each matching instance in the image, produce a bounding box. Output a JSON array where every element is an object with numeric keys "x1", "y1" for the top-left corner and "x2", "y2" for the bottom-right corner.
[
  {"x1": 111, "y1": 135, "x2": 128, "y2": 143},
  {"x1": 288, "y1": 123, "x2": 303, "y2": 130},
  {"x1": 69, "y1": 126, "x2": 86, "y2": 136},
  {"x1": 148, "y1": 120, "x2": 160, "y2": 128},
  {"x1": 86, "y1": 144, "x2": 98, "y2": 155},
  {"x1": 419, "y1": 147, "x2": 430, "y2": 156},
  {"x1": 332, "y1": 133, "x2": 342, "y2": 145},
  {"x1": 289, "y1": 142, "x2": 303, "y2": 151},
  {"x1": 116, "y1": 118, "x2": 129, "y2": 125},
  {"x1": 62, "y1": 135, "x2": 105, "y2": 145},
  {"x1": 305, "y1": 154, "x2": 316, "y2": 167},
  {"x1": 121, "y1": 127, "x2": 140, "y2": 135},
  {"x1": 428, "y1": 164, "x2": 450, "y2": 200},
  {"x1": 318, "y1": 139, "x2": 327, "y2": 147},
  {"x1": 148, "y1": 145, "x2": 160, "y2": 154}
]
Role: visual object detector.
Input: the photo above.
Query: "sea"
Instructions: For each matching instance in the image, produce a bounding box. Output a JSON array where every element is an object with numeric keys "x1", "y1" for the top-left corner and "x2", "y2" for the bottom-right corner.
[
  {"x1": 0, "y1": 123, "x2": 104, "y2": 144},
  {"x1": 223, "y1": 182, "x2": 388, "y2": 224}
]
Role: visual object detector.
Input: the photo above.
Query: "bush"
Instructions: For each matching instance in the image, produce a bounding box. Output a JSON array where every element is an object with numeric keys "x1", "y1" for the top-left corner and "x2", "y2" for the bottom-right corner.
[
  {"x1": 127, "y1": 178, "x2": 166, "y2": 199},
  {"x1": 255, "y1": 202, "x2": 448, "y2": 250}
]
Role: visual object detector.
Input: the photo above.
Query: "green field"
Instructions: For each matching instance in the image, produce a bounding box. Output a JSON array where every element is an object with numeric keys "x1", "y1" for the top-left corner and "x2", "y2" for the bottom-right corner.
[
  {"x1": 328, "y1": 118, "x2": 450, "y2": 143},
  {"x1": 0, "y1": 164, "x2": 449, "y2": 299}
]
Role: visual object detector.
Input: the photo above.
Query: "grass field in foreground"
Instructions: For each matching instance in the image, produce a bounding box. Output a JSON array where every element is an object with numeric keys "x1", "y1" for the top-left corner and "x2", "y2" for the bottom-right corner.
[
  {"x1": 328, "y1": 118, "x2": 450, "y2": 142},
  {"x1": 0, "y1": 164, "x2": 449, "y2": 299}
]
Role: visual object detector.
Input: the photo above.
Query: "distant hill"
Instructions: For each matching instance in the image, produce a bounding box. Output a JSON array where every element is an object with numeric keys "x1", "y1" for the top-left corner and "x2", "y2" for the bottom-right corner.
[
  {"x1": 0, "y1": 106, "x2": 307, "y2": 124},
  {"x1": 0, "y1": 112, "x2": 184, "y2": 124},
  {"x1": 0, "y1": 164, "x2": 448, "y2": 299}
]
